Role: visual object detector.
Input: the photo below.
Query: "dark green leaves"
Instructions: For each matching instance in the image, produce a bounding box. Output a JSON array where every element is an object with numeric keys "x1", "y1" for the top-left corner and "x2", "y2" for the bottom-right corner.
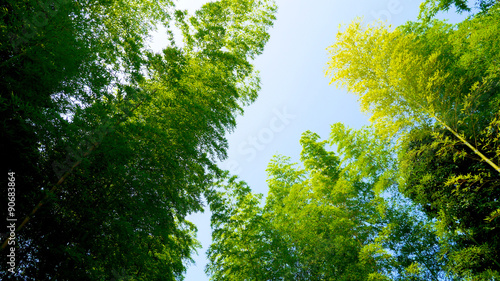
[{"x1": 0, "y1": 0, "x2": 276, "y2": 279}]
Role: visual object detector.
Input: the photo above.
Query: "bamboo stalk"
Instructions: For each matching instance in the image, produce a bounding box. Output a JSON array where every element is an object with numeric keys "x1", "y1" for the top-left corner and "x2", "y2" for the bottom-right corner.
[{"x1": 432, "y1": 113, "x2": 500, "y2": 173}]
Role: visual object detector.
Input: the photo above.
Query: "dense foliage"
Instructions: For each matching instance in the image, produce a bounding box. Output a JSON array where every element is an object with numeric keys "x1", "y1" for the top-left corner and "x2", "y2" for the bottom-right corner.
[
  {"x1": 207, "y1": 125, "x2": 449, "y2": 280},
  {"x1": 326, "y1": 2, "x2": 500, "y2": 279},
  {"x1": 419, "y1": 0, "x2": 498, "y2": 19},
  {"x1": 206, "y1": 2, "x2": 500, "y2": 281},
  {"x1": 1, "y1": 0, "x2": 276, "y2": 279},
  {"x1": 2, "y1": 0, "x2": 499, "y2": 280}
]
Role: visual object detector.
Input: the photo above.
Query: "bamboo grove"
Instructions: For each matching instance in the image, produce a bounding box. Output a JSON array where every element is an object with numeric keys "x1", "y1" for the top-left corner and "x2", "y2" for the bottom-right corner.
[{"x1": 1, "y1": 0, "x2": 499, "y2": 280}]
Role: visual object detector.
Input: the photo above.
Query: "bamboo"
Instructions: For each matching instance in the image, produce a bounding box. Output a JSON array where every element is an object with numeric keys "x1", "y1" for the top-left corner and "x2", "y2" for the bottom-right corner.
[
  {"x1": 1, "y1": 93, "x2": 149, "y2": 251},
  {"x1": 433, "y1": 114, "x2": 500, "y2": 174}
]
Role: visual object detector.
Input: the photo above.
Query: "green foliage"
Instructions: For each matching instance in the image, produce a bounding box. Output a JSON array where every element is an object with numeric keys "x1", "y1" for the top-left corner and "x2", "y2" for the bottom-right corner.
[
  {"x1": 399, "y1": 125, "x2": 500, "y2": 279},
  {"x1": 0, "y1": 0, "x2": 276, "y2": 279},
  {"x1": 418, "y1": 0, "x2": 497, "y2": 20},
  {"x1": 208, "y1": 125, "x2": 447, "y2": 280},
  {"x1": 327, "y1": 5, "x2": 500, "y2": 142},
  {"x1": 327, "y1": 3, "x2": 500, "y2": 279}
]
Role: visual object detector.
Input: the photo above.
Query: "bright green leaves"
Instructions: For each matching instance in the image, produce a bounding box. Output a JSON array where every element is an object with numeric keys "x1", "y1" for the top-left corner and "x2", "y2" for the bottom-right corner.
[
  {"x1": 418, "y1": 0, "x2": 497, "y2": 20},
  {"x1": 330, "y1": 123, "x2": 395, "y2": 189},
  {"x1": 208, "y1": 125, "x2": 443, "y2": 280},
  {"x1": 327, "y1": 7, "x2": 500, "y2": 159},
  {"x1": 326, "y1": 4, "x2": 500, "y2": 279},
  {"x1": 206, "y1": 174, "x2": 269, "y2": 281},
  {"x1": 182, "y1": 0, "x2": 277, "y2": 60},
  {"x1": 326, "y1": 19, "x2": 457, "y2": 139},
  {"x1": 173, "y1": 0, "x2": 276, "y2": 108},
  {"x1": 300, "y1": 130, "x2": 340, "y2": 180}
]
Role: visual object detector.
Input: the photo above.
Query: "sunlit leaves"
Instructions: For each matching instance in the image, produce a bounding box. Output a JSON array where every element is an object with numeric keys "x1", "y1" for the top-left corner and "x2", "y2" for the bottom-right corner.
[
  {"x1": 327, "y1": 5, "x2": 500, "y2": 278},
  {"x1": 208, "y1": 124, "x2": 444, "y2": 280},
  {"x1": 0, "y1": 0, "x2": 276, "y2": 279}
]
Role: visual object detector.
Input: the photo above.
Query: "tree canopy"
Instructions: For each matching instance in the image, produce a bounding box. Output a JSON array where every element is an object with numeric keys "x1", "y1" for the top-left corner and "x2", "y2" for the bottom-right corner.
[
  {"x1": 1, "y1": 0, "x2": 276, "y2": 279},
  {"x1": 2, "y1": 0, "x2": 499, "y2": 280},
  {"x1": 207, "y1": 124, "x2": 450, "y2": 280},
  {"x1": 327, "y1": 2, "x2": 500, "y2": 279}
]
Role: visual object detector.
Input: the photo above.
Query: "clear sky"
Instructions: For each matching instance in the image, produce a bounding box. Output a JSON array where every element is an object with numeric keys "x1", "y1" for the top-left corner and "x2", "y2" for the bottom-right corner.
[{"x1": 151, "y1": 1, "x2": 471, "y2": 279}]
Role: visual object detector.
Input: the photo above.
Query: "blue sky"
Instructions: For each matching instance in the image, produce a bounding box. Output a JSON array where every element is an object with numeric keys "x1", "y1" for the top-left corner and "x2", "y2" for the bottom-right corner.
[{"x1": 152, "y1": 0, "x2": 471, "y2": 279}]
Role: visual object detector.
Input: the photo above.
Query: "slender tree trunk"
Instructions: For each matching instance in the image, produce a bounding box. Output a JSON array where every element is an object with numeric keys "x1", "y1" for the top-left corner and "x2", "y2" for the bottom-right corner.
[{"x1": 432, "y1": 113, "x2": 500, "y2": 174}]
